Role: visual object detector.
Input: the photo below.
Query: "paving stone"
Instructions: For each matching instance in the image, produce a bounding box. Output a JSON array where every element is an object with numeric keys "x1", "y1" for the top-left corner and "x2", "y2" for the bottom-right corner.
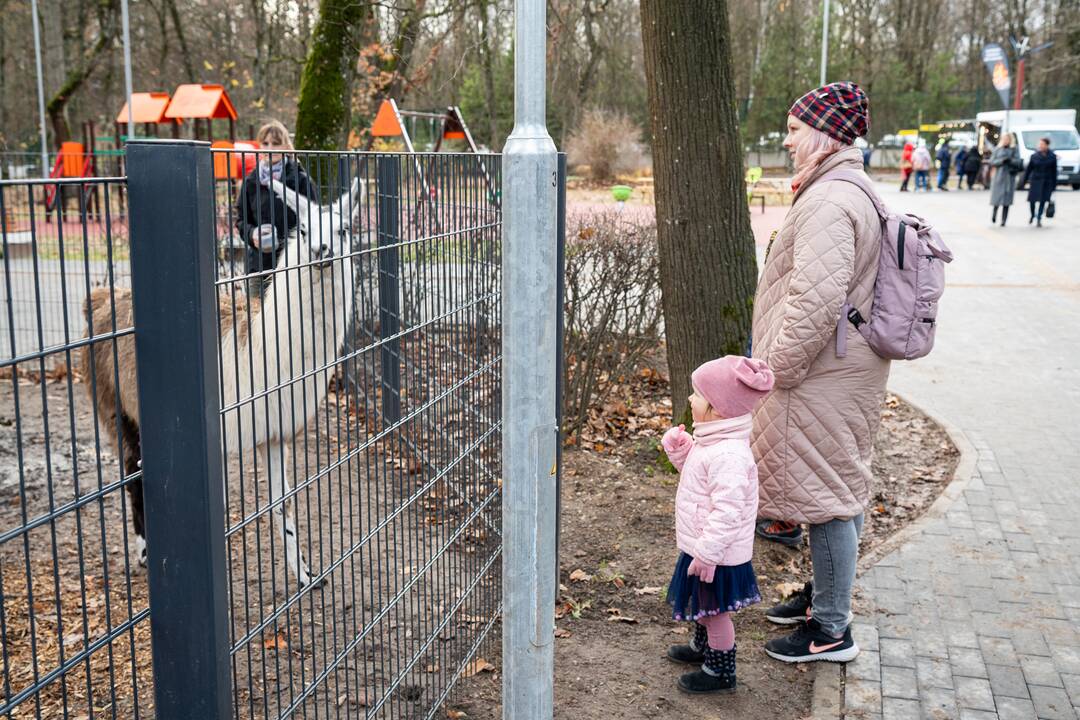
[
  {"x1": 854, "y1": 623, "x2": 881, "y2": 652},
  {"x1": 1020, "y1": 654, "x2": 1064, "y2": 689},
  {"x1": 882, "y1": 638, "x2": 918, "y2": 669},
  {"x1": 980, "y1": 637, "x2": 1020, "y2": 667},
  {"x1": 957, "y1": 711, "x2": 998, "y2": 720},
  {"x1": 1061, "y1": 674, "x2": 1080, "y2": 706},
  {"x1": 1050, "y1": 646, "x2": 1080, "y2": 676},
  {"x1": 943, "y1": 623, "x2": 981, "y2": 650},
  {"x1": 952, "y1": 646, "x2": 990, "y2": 679},
  {"x1": 847, "y1": 678, "x2": 884, "y2": 716},
  {"x1": 987, "y1": 664, "x2": 1031, "y2": 699},
  {"x1": 850, "y1": 650, "x2": 883, "y2": 682},
  {"x1": 884, "y1": 666, "x2": 921, "y2": 700},
  {"x1": 883, "y1": 696, "x2": 923, "y2": 720},
  {"x1": 994, "y1": 696, "x2": 1038, "y2": 720},
  {"x1": 913, "y1": 631, "x2": 951, "y2": 660},
  {"x1": 954, "y1": 677, "x2": 996, "y2": 712},
  {"x1": 1010, "y1": 630, "x2": 1051, "y2": 657},
  {"x1": 1029, "y1": 685, "x2": 1075, "y2": 720},
  {"x1": 921, "y1": 686, "x2": 959, "y2": 720},
  {"x1": 918, "y1": 657, "x2": 956, "y2": 690}
]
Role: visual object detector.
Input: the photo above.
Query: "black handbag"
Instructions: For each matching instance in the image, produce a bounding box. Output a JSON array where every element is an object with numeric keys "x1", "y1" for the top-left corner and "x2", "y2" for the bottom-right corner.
[{"x1": 1047, "y1": 200, "x2": 1056, "y2": 219}]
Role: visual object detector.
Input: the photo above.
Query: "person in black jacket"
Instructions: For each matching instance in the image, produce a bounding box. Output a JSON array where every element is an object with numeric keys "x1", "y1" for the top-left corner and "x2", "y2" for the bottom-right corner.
[
  {"x1": 962, "y1": 147, "x2": 982, "y2": 190},
  {"x1": 234, "y1": 121, "x2": 319, "y2": 284},
  {"x1": 954, "y1": 147, "x2": 968, "y2": 189},
  {"x1": 1020, "y1": 137, "x2": 1058, "y2": 227}
]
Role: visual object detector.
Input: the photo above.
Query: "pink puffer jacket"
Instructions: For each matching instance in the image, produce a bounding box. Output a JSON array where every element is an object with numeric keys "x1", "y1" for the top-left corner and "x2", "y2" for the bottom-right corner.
[{"x1": 667, "y1": 417, "x2": 759, "y2": 567}]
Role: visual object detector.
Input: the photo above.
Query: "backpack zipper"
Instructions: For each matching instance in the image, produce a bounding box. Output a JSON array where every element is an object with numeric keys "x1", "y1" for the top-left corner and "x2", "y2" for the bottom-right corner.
[{"x1": 897, "y1": 222, "x2": 906, "y2": 270}]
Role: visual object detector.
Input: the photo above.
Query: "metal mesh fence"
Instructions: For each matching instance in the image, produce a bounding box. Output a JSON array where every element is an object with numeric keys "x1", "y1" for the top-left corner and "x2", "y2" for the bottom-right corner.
[
  {"x1": 0, "y1": 176, "x2": 150, "y2": 718},
  {"x1": 212, "y1": 149, "x2": 502, "y2": 719}
]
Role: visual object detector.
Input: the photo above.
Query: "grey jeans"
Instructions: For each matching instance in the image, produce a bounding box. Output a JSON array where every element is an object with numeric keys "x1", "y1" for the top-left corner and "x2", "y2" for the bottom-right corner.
[{"x1": 809, "y1": 513, "x2": 865, "y2": 636}]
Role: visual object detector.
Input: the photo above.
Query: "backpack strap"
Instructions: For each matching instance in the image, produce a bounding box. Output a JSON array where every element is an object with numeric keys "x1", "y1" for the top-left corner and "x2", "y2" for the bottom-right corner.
[
  {"x1": 816, "y1": 168, "x2": 888, "y2": 358},
  {"x1": 816, "y1": 168, "x2": 891, "y2": 221}
]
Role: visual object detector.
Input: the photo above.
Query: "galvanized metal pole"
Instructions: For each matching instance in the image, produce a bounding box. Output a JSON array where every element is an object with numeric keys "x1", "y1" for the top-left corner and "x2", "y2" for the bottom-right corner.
[
  {"x1": 820, "y1": 0, "x2": 830, "y2": 86},
  {"x1": 120, "y1": 0, "x2": 135, "y2": 132},
  {"x1": 30, "y1": 0, "x2": 49, "y2": 178},
  {"x1": 501, "y1": 0, "x2": 558, "y2": 716}
]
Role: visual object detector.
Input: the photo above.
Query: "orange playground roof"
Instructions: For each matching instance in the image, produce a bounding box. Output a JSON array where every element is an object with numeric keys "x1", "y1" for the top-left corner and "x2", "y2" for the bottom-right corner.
[
  {"x1": 116, "y1": 92, "x2": 173, "y2": 124},
  {"x1": 164, "y1": 84, "x2": 238, "y2": 121}
]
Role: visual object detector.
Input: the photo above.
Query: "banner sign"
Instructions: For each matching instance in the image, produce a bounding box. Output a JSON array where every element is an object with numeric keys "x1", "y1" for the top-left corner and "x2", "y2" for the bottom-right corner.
[{"x1": 981, "y1": 43, "x2": 1011, "y2": 109}]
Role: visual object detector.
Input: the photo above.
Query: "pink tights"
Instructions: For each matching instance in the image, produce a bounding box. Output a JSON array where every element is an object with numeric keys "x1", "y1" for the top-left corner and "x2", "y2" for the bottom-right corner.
[{"x1": 698, "y1": 613, "x2": 735, "y2": 651}]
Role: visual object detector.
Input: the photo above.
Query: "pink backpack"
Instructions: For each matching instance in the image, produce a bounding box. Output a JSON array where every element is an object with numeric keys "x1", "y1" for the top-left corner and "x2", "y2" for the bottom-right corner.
[{"x1": 820, "y1": 168, "x2": 954, "y2": 361}]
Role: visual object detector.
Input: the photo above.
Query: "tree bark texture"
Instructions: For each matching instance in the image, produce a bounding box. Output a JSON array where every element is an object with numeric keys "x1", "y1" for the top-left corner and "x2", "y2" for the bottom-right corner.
[
  {"x1": 639, "y1": 0, "x2": 758, "y2": 423},
  {"x1": 294, "y1": 0, "x2": 369, "y2": 151}
]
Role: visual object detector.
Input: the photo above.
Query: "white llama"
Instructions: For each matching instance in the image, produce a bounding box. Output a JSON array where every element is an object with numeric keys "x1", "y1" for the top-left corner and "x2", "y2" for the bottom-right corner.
[{"x1": 83, "y1": 177, "x2": 364, "y2": 588}]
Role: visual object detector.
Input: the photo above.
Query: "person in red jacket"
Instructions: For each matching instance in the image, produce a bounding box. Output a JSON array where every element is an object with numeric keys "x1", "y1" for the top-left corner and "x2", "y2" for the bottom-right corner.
[{"x1": 899, "y1": 142, "x2": 914, "y2": 191}]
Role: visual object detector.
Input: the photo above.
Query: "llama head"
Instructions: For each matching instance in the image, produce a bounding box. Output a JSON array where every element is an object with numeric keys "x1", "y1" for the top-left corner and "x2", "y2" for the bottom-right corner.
[{"x1": 270, "y1": 177, "x2": 365, "y2": 266}]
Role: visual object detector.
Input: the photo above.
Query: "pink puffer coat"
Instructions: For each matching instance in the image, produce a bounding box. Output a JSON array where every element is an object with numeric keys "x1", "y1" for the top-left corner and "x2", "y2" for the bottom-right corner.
[
  {"x1": 667, "y1": 417, "x2": 759, "y2": 567},
  {"x1": 751, "y1": 146, "x2": 891, "y2": 524}
]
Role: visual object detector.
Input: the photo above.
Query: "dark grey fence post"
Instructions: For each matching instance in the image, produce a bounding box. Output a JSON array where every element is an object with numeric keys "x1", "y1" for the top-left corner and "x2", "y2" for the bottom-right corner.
[
  {"x1": 376, "y1": 155, "x2": 402, "y2": 428},
  {"x1": 126, "y1": 139, "x2": 232, "y2": 719}
]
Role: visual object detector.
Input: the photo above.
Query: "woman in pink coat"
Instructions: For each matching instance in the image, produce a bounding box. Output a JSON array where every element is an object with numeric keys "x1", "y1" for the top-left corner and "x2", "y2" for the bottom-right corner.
[
  {"x1": 660, "y1": 356, "x2": 774, "y2": 696},
  {"x1": 752, "y1": 82, "x2": 887, "y2": 665}
]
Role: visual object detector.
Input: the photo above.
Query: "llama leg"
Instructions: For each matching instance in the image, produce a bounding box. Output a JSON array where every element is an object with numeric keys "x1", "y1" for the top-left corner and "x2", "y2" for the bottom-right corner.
[
  {"x1": 264, "y1": 442, "x2": 321, "y2": 588},
  {"x1": 121, "y1": 413, "x2": 147, "y2": 567}
]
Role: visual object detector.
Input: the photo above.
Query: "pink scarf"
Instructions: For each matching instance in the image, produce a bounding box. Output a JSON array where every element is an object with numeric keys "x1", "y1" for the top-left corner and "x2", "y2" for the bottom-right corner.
[{"x1": 692, "y1": 415, "x2": 753, "y2": 447}]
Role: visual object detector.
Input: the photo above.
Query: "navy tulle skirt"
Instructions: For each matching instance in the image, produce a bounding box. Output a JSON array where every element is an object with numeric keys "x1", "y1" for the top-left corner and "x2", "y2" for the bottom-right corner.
[{"x1": 667, "y1": 552, "x2": 761, "y2": 621}]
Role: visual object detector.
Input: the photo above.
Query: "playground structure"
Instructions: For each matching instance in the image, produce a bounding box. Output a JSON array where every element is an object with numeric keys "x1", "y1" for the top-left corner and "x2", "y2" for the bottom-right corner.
[{"x1": 368, "y1": 100, "x2": 500, "y2": 218}]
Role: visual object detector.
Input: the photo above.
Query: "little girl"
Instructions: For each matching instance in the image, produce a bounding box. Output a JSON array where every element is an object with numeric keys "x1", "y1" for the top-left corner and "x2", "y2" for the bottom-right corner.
[{"x1": 661, "y1": 355, "x2": 775, "y2": 694}]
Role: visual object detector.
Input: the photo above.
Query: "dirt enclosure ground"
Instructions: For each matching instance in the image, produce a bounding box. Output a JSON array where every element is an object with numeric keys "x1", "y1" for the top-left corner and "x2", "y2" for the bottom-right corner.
[{"x1": 451, "y1": 382, "x2": 960, "y2": 720}]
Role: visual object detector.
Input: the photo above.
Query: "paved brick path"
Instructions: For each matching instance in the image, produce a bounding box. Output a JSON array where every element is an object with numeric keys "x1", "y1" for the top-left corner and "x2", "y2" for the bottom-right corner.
[{"x1": 840, "y1": 182, "x2": 1080, "y2": 720}]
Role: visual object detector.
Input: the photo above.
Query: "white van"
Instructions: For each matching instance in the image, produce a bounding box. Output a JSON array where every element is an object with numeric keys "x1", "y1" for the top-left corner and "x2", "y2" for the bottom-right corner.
[{"x1": 976, "y1": 109, "x2": 1080, "y2": 190}]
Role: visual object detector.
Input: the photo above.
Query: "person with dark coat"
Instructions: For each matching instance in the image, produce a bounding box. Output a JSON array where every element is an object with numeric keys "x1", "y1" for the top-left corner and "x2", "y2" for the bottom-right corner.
[
  {"x1": 234, "y1": 120, "x2": 320, "y2": 284},
  {"x1": 1020, "y1": 137, "x2": 1058, "y2": 227},
  {"x1": 954, "y1": 147, "x2": 968, "y2": 189},
  {"x1": 936, "y1": 143, "x2": 952, "y2": 190},
  {"x1": 962, "y1": 147, "x2": 982, "y2": 190}
]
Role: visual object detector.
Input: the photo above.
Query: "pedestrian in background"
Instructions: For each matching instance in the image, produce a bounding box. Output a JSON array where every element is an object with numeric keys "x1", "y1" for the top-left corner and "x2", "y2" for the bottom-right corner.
[
  {"x1": 1021, "y1": 137, "x2": 1058, "y2": 227},
  {"x1": 954, "y1": 146, "x2": 968, "y2": 189},
  {"x1": 989, "y1": 134, "x2": 1021, "y2": 226},
  {"x1": 936, "y1": 141, "x2": 952, "y2": 191},
  {"x1": 912, "y1": 143, "x2": 932, "y2": 191},
  {"x1": 962, "y1": 146, "x2": 982, "y2": 190},
  {"x1": 899, "y1": 142, "x2": 914, "y2": 192}
]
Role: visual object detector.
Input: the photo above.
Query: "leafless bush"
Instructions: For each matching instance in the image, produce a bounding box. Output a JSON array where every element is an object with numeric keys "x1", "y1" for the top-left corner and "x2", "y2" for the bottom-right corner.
[
  {"x1": 563, "y1": 208, "x2": 662, "y2": 440},
  {"x1": 565, "y1": 109, "x2": 649, "y2": 181}
]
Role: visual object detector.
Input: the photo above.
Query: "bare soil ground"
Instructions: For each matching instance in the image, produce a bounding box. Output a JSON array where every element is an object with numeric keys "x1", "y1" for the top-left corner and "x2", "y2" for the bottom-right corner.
[{"x1": 450, "y1": 375, "x2": 959, "y2": 720}]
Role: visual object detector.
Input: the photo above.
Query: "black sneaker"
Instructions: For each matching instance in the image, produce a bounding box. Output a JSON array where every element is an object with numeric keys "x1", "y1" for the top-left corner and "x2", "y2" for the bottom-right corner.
[
  {"x1": 678, "y1": 646, "x2": 737, "y2": 694},
  {"x1": 764, "y1": 618, "x2": 859, "y2": 663},
  {"x1": 765, "y1": 581, "x2": 812, "y2": 626},
  {"x1": 756, "y1": 520, "x2": 803, "y2": 547}
]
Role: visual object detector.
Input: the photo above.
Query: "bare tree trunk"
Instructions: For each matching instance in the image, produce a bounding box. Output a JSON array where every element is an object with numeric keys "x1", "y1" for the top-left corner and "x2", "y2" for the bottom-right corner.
[
  {"x1": 640, "y1": 0, "x2": 758, "y2": 423},
  {"x1": 46, "y1": 0, "x2": 118, "y2": 145},
  {"x1": 479, "y1": 0, "x2": 499, "y2": 147},
  {"x1": 381, "y1": 0, "x2": 428, "y2": 102},
  {"x1": 166, "y1": 0, "x2": 196, "y2": 82}
]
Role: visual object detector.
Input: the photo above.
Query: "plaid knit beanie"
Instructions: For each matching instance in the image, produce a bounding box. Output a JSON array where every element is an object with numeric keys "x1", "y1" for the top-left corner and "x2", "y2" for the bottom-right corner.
[{"x1": 788, "y1": 82, "x2": 869, "y2": 145}]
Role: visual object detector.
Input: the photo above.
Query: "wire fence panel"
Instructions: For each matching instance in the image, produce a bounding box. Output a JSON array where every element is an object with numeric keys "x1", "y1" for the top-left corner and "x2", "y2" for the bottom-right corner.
[
  {"x1": 0, "y1": 180, "x2": 130, "y2": 366},
  {"x1": 0, "y1": 177, "x2": 150, "y2": 719},
  {"x1": 211, "y1": 148, "x2": 502, "y2": 719}
]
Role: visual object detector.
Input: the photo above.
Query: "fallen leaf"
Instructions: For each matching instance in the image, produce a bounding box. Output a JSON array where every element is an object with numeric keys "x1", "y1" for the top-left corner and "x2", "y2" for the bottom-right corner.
[
  {"x1": 461, "y1": 658, "x2": 495, "y2": 678},
  {"x1": 569, "y1": 569, "x2": 592, "y2": 583},
  {"x1": 263, "y1": 632, "x2": 288, "y2": 650},
  {"x1": 554, "y1": 628, "x2": 573, "y2": 638},
  {"x1": 633, "y1": 586, "x2": 662, "y2": 596},
  {"x1": 425, "y1": 663, "x2": 441, "y2": 673},
  {"x1": 607, "y1": 614, "x2": 638, "y2": 624},
  {"x1": 671, "y1": 626, "x2": 689, "y2": 635},
  {"x1": 775, "y1": 582, "x2": 805, "y2": 599},
  {"x1": 447, "y1": 710, "x2": 468, "y2": 719}
]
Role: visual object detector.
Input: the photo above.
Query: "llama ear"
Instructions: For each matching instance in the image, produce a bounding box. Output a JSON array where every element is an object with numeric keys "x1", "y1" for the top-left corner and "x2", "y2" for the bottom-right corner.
[
  {"x1": 341, "y1": 177, "x2": 364, "y2": 215},
  {"x1": 270, "y1": 178, "x2": 311, "y2": 216}
]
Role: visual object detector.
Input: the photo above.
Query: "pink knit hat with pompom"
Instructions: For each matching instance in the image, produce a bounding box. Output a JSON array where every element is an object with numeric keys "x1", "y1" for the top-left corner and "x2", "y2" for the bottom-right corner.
[{"x1": 691, "y1": 356, "x2": 775, "y2": 418}]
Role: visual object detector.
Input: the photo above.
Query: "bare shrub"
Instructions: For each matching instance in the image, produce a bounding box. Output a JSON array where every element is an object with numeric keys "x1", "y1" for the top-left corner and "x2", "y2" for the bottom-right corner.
[
  {"x1": 563, "y1": 208, "x2": 663, "y2": 440},
  {"x1": 565, "y1": 109, "x2": 648, "y2": 182}
]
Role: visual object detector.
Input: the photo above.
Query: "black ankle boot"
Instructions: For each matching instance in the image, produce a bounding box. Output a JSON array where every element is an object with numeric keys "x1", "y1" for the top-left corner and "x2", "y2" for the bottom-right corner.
[
  {"x1": 678, "y1": 646, "x2": 737, "y2": 694},
  {"x1": 668, "y1": 623, "x2": 707, "y2": 664}
]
